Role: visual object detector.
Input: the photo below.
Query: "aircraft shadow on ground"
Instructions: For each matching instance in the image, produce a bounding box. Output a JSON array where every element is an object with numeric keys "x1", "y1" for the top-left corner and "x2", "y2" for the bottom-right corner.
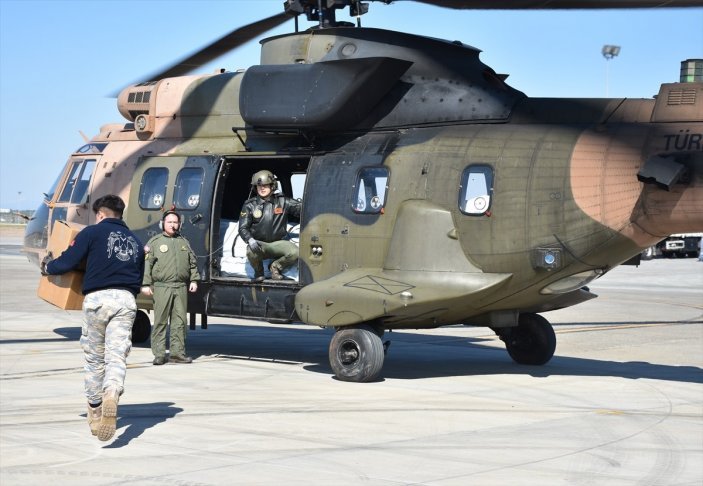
[
  {"x1": 12, "y1": 322, "x2": 699, "y2": 385},
  {"x1": 181, "y1": 323, "x2": 703, "y2": 385},
  {"x1": 87, "y1": 402, "x2": 184, "y2": 448}
]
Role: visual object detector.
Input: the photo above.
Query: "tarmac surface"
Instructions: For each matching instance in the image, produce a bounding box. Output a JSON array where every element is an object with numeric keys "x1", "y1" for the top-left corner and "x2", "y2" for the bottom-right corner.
[{"x1": 0, "y1": 234, "x2": 701, "y2": 485}]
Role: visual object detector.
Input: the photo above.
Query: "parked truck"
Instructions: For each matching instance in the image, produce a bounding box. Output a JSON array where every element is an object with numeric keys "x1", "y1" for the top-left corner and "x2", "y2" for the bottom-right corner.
[{"x1": 642, "y1": 233, "x2": 703, "y2": 259}]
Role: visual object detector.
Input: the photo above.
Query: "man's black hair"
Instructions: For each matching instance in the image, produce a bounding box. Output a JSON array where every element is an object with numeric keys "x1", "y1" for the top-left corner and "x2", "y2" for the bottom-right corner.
[{"x1": 92, "y1": 195, "x2": 125, "y2": 218}]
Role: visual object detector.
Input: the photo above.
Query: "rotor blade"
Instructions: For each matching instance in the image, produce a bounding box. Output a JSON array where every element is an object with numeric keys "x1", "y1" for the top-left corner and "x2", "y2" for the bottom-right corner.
[
  {"x1": 408, "y1": 0, "x2": 703, "y2": 8},
  {"x1": 149, "y1": 12, "x2": 291, "y2": 81}
]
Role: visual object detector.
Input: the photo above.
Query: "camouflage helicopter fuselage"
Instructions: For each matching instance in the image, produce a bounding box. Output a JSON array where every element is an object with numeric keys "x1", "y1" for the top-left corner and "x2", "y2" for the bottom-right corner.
[{"x1": 24, "y1": 27, "x2": 702, "y2": 380}]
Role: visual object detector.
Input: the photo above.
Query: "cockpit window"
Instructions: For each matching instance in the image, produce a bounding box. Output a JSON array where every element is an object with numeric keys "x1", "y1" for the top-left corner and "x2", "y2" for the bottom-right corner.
[
  {"x1": 352, "y1": 167, "x2": 389, "y2": 214},
  {"x1": 459, "y1": 164, "x2": 494, "y2": 215},
  {"x1": 174, "y1": 167, "x2": 204, "y2": 210},
  {"x1": 57, "y1": 159, "x2": 96, "y2": 204},
  {"x1": 75, "y1": 143, "x2": 107, "y2": 155},
  {"x1": 45, "y1": 169, "x2": 64, "y2": 202},
  {"x1": 139, "y1": 167, "x2": 168, "y2": 210}
]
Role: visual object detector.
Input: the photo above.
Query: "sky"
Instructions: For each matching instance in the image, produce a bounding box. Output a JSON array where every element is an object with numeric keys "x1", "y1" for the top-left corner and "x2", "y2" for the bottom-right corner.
[{"x1": 1, "y1": 0, "x2": 702, "y2": 210}]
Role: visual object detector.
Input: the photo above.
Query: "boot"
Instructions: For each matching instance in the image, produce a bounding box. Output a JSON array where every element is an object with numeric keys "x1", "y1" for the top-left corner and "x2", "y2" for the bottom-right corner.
[
  {"x1": 97, "y1": 387, "x2": 120, "y2": 441},
  {"x1": 270, "y1": 264, "x2": 283, "y2": 281},
  {"x1": 87, "y1": 403, "x2": 102, "y2": 437},
  {"x1": 170, "y1": 354, "x2": 193, "y2": 364},
  {"x1": 251, "y1": 258, "x2": 265, "y2": 282}
]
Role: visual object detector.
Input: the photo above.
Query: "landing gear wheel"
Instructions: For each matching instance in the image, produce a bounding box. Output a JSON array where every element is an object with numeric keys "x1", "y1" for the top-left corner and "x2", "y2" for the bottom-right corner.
[
  {"x1": 503, "y1": 313, "x2": 556, "y2": 365},
  {"x1": 641, "y1": 246, "x2": 655, "y2": 260},
  {"x1": 131, "y1": 310, "x2": 151, "y2": 344},
  {"x1": 329, "y1": 324, "x2": 384, "y2": 382}
]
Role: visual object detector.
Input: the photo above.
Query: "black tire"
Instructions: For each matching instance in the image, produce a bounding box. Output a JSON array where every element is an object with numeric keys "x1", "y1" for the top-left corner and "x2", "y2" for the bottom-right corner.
[
  {"x1": 131, "y1": 310, "x2": 151, "y2": 343},
  {"x1": 504, "y1": 313, "x2": 556, "y2": 365},
  {"x1": 329, "y1": 324, "x2": 385, "y2": 382}
]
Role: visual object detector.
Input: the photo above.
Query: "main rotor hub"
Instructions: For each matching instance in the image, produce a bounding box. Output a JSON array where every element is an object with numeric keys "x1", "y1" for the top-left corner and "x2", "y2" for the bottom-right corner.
[{"x1": 284, "y1": 0, "x2": 370, "y2": 27}]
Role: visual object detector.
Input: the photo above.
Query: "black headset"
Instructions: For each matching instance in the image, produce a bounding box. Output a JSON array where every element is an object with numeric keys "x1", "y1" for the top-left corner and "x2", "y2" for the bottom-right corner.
[{"x1": 162, "y1": 210, "x2": 181, "y2": 222}]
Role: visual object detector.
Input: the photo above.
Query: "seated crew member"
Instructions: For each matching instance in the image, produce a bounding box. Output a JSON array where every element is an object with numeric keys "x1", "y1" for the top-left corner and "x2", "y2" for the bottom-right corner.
[{"x1": 238, "y1": 170, "x2": 301, "y2": 282}]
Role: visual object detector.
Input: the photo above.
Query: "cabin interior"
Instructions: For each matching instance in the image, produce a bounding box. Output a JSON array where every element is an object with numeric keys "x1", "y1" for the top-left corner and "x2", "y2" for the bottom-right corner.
[{"x1": 212, "y1": 157, "x2": 310, "y2": 281}]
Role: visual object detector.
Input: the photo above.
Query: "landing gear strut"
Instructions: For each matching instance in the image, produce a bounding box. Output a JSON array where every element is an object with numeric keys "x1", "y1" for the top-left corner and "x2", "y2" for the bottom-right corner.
[
  {"x1": 494, "y1": 313, "x2": 556, "y2": 365},
  {"x1": 329, "y1": 324, "x2": 385, "y2": 382}
]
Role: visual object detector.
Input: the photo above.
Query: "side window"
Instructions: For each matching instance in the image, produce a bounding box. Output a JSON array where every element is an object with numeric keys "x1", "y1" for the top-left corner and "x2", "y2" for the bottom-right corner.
[
  {"x1": 291, "y1": 173, "x2": 306, "y2": 200},
  {"x1": 459, "y1": 164, "x2": 494, "y2": 215},
  {"x1": 50, "y1": 207, "x2": 68, "y2": 230},
  {"x1": 174, "y1": 167, "x2": 204, "y2": 210},
  {"x1": 139, "y1": 167, "x2": 168, "y2": 209},
  {"x1": 57, "y1": 159, "x2": 96, "y2": 204},
  {"x1": 352, "y1": 167, "x2": 389, "y2": 214}
]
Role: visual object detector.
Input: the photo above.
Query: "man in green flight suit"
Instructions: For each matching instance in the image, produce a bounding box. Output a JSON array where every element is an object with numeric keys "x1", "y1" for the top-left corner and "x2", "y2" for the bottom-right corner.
[
  {"x1": 239, "y1": 170, "x2": 302, "y2": 282},
  {"x1": 141, "y1": 210, "x2": 200, "y2": 365}
]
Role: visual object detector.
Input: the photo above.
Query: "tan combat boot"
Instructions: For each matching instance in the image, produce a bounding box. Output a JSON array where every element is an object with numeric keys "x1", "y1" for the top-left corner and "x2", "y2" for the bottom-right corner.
[
  {"x1": 97, "y1": 387, "x2": 120, "y2": 441},
  {"x1": 87, "y1": 403, "x2": 102, "y2": 436}
]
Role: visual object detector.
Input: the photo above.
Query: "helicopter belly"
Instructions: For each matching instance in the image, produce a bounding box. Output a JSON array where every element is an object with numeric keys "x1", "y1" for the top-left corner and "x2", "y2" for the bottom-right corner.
[{"x1": 295, "y1": 267, "x2": 512, "y2": 327}]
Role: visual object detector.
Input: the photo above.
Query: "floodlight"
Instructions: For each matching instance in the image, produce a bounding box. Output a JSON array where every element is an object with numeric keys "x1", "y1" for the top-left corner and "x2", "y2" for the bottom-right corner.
[{"x1": 602, "y1": 45, "x2": 621, "y2": 60}]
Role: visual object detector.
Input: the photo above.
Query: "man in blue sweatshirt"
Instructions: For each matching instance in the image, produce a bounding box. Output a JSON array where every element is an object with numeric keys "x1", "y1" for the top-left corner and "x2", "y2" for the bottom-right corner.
[{"x1": 42, "y1": 195, "x2": 144, "y2": 442}]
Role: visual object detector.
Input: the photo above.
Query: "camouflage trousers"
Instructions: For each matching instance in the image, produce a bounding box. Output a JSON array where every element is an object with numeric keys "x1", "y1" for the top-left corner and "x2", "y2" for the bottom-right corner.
[{"x1": 81, "y1": 289, "x2": 136, "y2": 404}]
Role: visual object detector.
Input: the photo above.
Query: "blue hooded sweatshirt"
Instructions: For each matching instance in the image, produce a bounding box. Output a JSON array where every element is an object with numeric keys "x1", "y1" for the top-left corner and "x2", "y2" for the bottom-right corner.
[{"x1": 47, "y1": 218, "x2": 144, "y2": 296}]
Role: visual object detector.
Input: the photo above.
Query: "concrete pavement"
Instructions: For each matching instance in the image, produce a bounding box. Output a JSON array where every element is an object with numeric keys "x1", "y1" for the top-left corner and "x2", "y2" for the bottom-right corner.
[{"x1": 1, "y1": 245, "x2": 701, "y2": 485}]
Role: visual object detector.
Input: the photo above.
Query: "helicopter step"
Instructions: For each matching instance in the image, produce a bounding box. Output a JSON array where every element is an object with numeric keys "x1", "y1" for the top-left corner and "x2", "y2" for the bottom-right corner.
[{"x1": 206, "y1": 280, "x2": 301, "y2": 323}]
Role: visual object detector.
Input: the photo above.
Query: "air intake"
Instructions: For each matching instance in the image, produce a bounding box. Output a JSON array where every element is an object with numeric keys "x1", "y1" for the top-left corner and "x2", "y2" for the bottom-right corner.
[
  {"x1": 667, "y1": 88, "x2": 697, "y2": 105},
  {"x1": 117, "y1": 81, "x2": 159, "y2": 122}
]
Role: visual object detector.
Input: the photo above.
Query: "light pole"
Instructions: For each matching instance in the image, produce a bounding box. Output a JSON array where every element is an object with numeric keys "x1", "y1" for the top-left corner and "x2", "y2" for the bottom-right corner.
[
  {"x1": 17, "y1": 191, "x2": 23, "y2": 222},
  {"x1": 602, "y1": 45, "x2": 621, "y2": 97}
]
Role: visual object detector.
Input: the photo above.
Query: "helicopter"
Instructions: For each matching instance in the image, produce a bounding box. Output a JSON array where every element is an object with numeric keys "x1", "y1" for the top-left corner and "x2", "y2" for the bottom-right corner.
[{"x1": 22, "y1": 0, "x2": 703, "y2": 382}]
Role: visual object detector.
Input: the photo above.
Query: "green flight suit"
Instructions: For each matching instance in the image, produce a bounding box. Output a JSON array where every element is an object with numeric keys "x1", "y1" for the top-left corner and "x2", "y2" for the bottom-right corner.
[{"x1": 143, "y1": 233, "x2": 200, "y2": 359}]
